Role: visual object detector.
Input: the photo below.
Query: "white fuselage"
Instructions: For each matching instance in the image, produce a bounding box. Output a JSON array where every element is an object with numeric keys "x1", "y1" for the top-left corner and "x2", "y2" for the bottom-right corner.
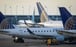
[
  {"x1": 17, "y1": 20, "x2": 63, "y2": 28},
  {"x1": 1, "y1": 27, "x2": 65, "y2": 41},
  {"x1": 38, "y1": 20, "x2": 63, "y2": 28}
]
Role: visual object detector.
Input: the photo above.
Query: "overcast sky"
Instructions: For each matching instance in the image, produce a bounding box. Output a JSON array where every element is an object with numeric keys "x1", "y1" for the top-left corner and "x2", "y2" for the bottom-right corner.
[{"x1": 0, "y1": 0, "x2": 76, "y2": 15}]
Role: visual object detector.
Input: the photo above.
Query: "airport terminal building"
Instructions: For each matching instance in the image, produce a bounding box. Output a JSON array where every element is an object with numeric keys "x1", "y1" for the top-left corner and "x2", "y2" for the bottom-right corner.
[
  {"x1": 5, "y1": 15, "x2": 76, "y2": 24},
  {"x1": 1, "y1": 0, "x2": 76, "y2": 24}
]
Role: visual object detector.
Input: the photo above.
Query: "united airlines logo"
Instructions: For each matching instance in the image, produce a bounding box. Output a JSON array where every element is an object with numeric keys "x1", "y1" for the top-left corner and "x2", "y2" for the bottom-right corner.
[
  {"x1": 0, "y1": 18, "x2": 9, "y2": 29},
  {"x1": 65, "y1": 17, "x2": 74, "y2": 30}
]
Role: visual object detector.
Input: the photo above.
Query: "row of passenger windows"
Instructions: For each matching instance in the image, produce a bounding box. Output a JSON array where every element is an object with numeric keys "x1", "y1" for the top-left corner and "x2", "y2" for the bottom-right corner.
[{"x1": 24, "y1": 30, "x2": 55, "y2": 32}]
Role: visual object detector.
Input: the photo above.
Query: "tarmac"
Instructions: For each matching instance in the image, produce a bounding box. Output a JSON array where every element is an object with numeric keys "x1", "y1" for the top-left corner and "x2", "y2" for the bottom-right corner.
[{"x1": 0, "y1": 34, "x2": 76, "y2": 47}]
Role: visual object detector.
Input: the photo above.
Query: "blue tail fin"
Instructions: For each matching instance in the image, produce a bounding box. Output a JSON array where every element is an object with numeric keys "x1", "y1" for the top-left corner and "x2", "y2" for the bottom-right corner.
[
  {"x1": 0, "y1": 12, "x2": 14, "y2": 29},
  {"x1": 36, "y1": 2, "x2": 49, "y2": 22},
  {"x1": 0, "y1": 12, "x2": 5, "y2": 23},
  {"x1": 59, "y1": 7, "x2": 72, "y2": 26},
  {"x1": 59, "y1": 7, "x2": 76, "y2": 30}
]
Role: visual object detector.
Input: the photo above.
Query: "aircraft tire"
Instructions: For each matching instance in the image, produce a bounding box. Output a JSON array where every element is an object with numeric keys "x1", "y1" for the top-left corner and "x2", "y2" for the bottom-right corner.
[{"x1": 13, "y1": 37, "x2": 24, "y2": 43}]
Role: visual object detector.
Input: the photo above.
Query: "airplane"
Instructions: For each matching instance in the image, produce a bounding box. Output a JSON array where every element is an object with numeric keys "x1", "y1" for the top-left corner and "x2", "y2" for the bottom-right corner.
[
  {"x1": 14, "y1": 7, "x2": 76, "y2": 44},
  {"x1": 16, "y1": 2, "x2": 63, "y2": 28},
  {"x1": 0, "y1": 4, "x2": 75, "y2": 45},
  {"x1": 58, "y1": 7, "x2": 76, "y2": 43},
  {"x1": 36, "y1": 2, "x2": 63, "y2": 28},
  {"x1": 0, "y1": 12, "x2": 66, "y2": 45},
  {"x1": 15, "y1": 2, "x2": 63, "y2": 28}
]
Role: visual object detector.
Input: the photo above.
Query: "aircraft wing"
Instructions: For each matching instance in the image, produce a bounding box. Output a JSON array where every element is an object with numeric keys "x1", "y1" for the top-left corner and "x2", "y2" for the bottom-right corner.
[{"x1": 57, "y1": 30, "x2": 76, "y2": 37}]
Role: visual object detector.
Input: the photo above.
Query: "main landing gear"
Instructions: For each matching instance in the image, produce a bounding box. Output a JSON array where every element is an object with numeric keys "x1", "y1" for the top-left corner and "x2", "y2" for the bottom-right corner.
[{"x1": 13, "y1": 37, "x2": 24, "y2": 43}]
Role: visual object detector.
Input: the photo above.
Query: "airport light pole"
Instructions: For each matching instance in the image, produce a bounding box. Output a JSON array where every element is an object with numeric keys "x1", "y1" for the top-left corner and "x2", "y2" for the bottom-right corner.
[
  {"x1": 22, "y1": 6, "x2": 24, "y2": 15},
  {"x1": 9, "y1": 6, "x2": 12, "y2": 26},
  {"x1": 15, "y1": 5, "x2": 18, "y2": 24},
  {"x1": 9, "y1": 6, "x2": 12, "y2": 15},
  {"x1": 16, "y1": 5, "x2": 18, "y2": 15},
  {"x1": 4, "y1": 5, "x2": 7, "y2": 15}
]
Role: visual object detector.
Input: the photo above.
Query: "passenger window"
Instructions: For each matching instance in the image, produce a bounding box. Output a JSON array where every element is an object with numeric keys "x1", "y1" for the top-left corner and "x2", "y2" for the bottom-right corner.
[
  {"x1": 44, "y1": 30, "x2": 45, "y2": 32},
  {"x1": 41, "y1": 30, "x2": 42, "y2": 32},
  {"x1": 50, "y1": 30, "x2": 51, "y2": 32},
  {"x1": 53, "y1": 30, "x2": 54, "y2": 32},
  {"x1": 38, "y1": 30, "x2": 40, "y2": 32},
  {"x1": 35, "y1": 31, "x2": 37, "y2": 32},
  {"x1": 24, "y1": 31, "x2": 26, "y2": 32},
  {"x1": 33, "y1": 31, "x2": 34, "y2": 32}
]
